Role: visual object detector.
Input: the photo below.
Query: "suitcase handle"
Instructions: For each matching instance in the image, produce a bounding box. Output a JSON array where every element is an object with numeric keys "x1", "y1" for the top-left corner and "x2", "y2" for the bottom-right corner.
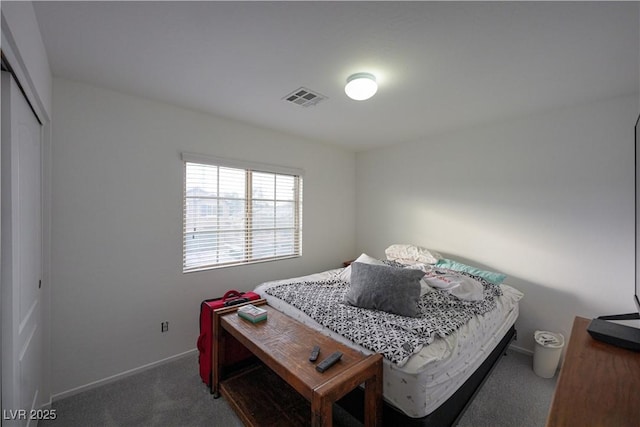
[
  {"x1": 222, "y1": 290, "x2": 242, "y2": 300},
  {"x1": 221, "y1": 290, "x2": 249, "y2": 307},
  {"x1": 197, "y1": 333, "x2": 206, "y2": 352},
  {"x1": 224, "y1": 297, "x2": 249, "y2": 307}
]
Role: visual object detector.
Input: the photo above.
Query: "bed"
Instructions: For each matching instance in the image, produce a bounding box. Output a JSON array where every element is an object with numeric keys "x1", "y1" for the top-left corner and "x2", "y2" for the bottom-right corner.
[{"x1": 253, "y1": 246, "x2": 522, "y2": 426}]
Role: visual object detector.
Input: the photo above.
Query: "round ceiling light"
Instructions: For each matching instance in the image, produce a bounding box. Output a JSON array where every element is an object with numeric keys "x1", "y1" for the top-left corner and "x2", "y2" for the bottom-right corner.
[{"x1": 345, "y1": 72, "x2": 378, "y2": 101}]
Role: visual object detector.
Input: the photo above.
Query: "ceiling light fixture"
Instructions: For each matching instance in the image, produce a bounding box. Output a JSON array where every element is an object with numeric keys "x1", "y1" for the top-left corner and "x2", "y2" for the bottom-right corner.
[{"x1": 345, "y1": 72, "x2": 377, "y2": 101}]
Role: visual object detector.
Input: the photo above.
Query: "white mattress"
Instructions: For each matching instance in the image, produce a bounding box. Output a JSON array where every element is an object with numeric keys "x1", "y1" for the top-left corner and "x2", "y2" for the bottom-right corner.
[{"x1": 254, "y1": 268, "x2": 523, "y2": 418}]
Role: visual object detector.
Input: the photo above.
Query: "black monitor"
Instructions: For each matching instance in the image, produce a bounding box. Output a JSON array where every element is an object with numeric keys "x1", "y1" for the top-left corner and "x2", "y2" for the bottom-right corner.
[{"x1": 586, "y1": 114, "x2": 640, "y2": 351}]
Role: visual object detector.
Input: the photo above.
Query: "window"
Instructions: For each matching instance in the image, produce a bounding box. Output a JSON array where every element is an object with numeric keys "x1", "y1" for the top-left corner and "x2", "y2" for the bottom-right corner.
[{"x1": 182, "y1": 153, "x2": 303, "y2": 272}]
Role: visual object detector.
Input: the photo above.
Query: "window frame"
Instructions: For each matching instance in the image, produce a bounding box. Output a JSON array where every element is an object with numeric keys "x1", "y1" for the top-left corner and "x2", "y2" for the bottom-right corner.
[{"x1": 182, "y1": 152, "x2": 303, "y2": 273}]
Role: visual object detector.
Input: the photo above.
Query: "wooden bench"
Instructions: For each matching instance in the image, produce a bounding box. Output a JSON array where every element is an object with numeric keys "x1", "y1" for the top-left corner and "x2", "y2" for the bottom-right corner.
[{"x1": 212, "y1": 300, "x2": 383, "y2": 426}]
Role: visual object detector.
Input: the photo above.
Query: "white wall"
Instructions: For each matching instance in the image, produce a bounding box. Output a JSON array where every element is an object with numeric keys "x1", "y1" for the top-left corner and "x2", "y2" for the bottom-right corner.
[
  {"x1": 50, "y1": 78, "x2": 356, "y2": 396},
  {"x1": 356, "y1": 95, "x2": 639, "y2": 352}
]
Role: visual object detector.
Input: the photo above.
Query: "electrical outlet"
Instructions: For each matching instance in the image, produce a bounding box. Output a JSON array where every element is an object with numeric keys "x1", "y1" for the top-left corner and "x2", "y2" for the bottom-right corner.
[{"x1": 161, "y1": 321, "x2": 169, "y2": 333}]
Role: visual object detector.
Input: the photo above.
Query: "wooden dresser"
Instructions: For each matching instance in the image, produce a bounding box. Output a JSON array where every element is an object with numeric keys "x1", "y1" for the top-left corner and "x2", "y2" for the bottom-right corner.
[{"x1": 545, "y1": 316, "x2": 640, "y2": 427}]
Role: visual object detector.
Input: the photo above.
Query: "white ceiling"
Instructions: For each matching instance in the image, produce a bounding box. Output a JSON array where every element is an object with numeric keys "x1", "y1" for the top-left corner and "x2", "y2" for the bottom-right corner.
[{"x1": 33, "y1": 1, "x2": 639, "y2": 151}]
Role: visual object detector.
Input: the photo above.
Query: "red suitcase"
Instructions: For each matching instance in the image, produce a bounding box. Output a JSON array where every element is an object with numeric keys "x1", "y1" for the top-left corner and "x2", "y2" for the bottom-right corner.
[{"x1": 197, "y1": 290, "x2": 261, "y2": 392}]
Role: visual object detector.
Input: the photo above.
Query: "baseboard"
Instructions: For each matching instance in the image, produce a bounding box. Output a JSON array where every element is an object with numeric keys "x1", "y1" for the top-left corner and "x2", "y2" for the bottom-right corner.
[
  {"x1": 508, "y1": 343, "x2": 533, "y2": 356},
  {"x1": 51, "y1": 348, "x2": 198, "y2": 402},
  {"x1": 49, "y1": 344, "x2": 533, "y2": 402}
]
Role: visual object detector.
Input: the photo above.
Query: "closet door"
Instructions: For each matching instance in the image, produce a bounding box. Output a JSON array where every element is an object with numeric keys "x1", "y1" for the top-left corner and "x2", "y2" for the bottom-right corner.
[{"x1": 1, "y1": 71, "x2": 43, "y2": 426}]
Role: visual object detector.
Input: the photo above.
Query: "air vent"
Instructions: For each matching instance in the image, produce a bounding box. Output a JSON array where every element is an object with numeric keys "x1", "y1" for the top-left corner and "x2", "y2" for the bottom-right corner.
[{"x1": 282, "y1": 87, "x2": 327, "y2": 107}]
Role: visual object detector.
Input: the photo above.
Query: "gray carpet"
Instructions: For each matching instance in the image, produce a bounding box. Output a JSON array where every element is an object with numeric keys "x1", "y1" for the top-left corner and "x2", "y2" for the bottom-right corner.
[
  {"x1": 41, "y1": 349, "x2": 556, "y2": 427},
  {"x1": 457, "y1": 349, "x2": 557, "y2": 427}
]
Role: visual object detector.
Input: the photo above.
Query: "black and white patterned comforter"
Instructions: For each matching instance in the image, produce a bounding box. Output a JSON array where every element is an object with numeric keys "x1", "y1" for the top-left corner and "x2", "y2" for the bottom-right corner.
[{"x1": 264, "y1": 271, "x2": 502, "y2": 367}]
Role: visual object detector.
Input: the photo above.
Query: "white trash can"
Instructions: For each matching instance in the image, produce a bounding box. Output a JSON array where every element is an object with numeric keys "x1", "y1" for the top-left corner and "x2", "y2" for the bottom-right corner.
[{"x1": 533, "y1": 330, "x2": 565, "y2": 378}]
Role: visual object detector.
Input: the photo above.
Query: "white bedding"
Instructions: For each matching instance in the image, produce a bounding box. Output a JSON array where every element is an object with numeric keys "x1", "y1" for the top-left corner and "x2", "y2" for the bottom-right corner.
[{"x1": 254, "y1": 268, "x2": 522, "y2": 418}]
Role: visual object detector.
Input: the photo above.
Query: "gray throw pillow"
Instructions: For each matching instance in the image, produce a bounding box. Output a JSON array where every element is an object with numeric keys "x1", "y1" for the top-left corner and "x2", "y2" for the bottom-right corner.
[{"x1": 345, "y1": 262, "x2": 424, "y2": 317}]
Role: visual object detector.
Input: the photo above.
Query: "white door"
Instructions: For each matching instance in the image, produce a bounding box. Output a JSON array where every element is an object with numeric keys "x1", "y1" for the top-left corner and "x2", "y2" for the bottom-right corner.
[{"x1": 1, "y1": 71, "x2": 43, "y2": 426}]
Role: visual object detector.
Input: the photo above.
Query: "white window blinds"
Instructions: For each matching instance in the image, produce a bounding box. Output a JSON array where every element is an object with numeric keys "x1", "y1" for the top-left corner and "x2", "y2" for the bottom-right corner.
[{"x1": 182, "y1": 153, "x2": 303, "y2": 272}]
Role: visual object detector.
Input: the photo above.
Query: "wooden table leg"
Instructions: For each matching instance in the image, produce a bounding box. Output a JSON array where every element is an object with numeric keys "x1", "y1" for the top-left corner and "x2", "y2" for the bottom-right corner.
[
  {"x1": 363, "y1": 361, "x2": 383, "y2": 426},
  {"x1": 311, "y1": 392, "x2": 333, "y2": 427},
  {"x1": 211, "y1": 301, "x2": 268, "y2": 399}
]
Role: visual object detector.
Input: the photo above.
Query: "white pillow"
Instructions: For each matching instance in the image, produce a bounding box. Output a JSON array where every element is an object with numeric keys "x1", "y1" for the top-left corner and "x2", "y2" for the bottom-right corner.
[
  {"x1": 385, "y1": 244, "x2": 443, "y2": 265},
  {"x1": 422, "y1": 270, "x2": 484, "y2": 301},
  {"x1": 338, "y1": 253, "x2": 385, "y2": 282},
  {"x1": 402, "y1": 263, "x2": 433, "y2": 296},
  {"x1": 419, "y1": 278, "x2": 432, "y2": 296}
]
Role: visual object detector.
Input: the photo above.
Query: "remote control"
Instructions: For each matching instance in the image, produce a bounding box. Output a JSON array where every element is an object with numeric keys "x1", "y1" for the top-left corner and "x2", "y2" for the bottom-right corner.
[
  {"x1": 309, "y1": 345, "x2": 320, "y2": 362},
  {"x1": 315, "y1": 351, "x2": 342, "y2": 373}
]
